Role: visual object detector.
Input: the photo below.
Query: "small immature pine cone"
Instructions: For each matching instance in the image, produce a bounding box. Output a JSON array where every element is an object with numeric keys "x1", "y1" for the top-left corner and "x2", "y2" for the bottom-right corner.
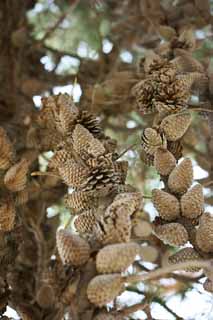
[
  {"x1": 154, "y1": 223, "x2": 189, "y2": 246},
  {"x1": 74, "y1": 210, "x2": 96, "y2": 234},
  {"x1": 87, "y1": 274, "x2": 124, "y2": 306},
  {"x1": 72, "y1": 124, "x2": 105, "y2": 160},
  {"x1": 168, "y1": 158, "x2": 193, "y2": 194},
  {"x1": 154, "y1": 147, "x2": 176, "y2": 176},
  {"x1": 203, "y1": 278, "x2": 213, "y2": 293},
  {"x1": 4, "y1": 159, "x2": 29, "y2": 192},
  {"x1": 152, "y1": 189, "x2": 180, "y2": 221},
  {"x1": 96, "y1": 242, "x2": 140, "y2": 274},
  {"x1": 160, "y1": 111, "x2": 192, "y2": 141},
  {"x1": 58, "y1": 159, "x2": 90, "y2": 188},
  {"x1": 169, "y1": 247, "x2": 202, "y2": 272},
  {"x1": 196, "y1": 213, "x2": 213, "y2": 253},
  {"x1": 0, "y1": 196, "x2": 16, "y2": 232},
  {"x1": 36, "y1": 284, "x2": 55, "y2": 309},
  {"x1": 56, "y1": 229, "x2": 90, "y2": 266},
  {"x1": 132, "y1": 219, "x2": 152, "y2": 238},
  {"x1": 180, "y1": 184, "x2": 204, "y2": 219},
  {"x1": 141, "y1": 128, "x2": 167, "y2": 156},
  {"x1": 0, "y1": 127, "x2": 14, "y2": 170},
  {"x1": 139, "y1": 245, "x2": 158, "y2": 262}
]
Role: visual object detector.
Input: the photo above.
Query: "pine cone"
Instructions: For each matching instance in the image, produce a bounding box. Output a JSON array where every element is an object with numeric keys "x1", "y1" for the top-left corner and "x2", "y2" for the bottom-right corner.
[
  {"x1": 81, "y1": 166, "x2": 121, "y2": 192},
  {"x1": 4, "y1": 159, "x2": 29, "y2": 192},
  {"x1": 113, "y1": 160, "x2": 128, "y2": 184},
  {"x1": 169, "y1": 247, "x2": 201, "y2": 271},
  {"x1": 203, "y1": 278, "x2": 213, "y2": 293},
  {"x1": 168, "y1": 158, "x2": 193, "y2": 194},
  {"x1": 154, "y1": 223, "x2": 188, "y2": 246},
  {"x1": 48, "y1": 149, "x2": 73, "y2": 169},
  {"x1": 139, "y1": 245, "x2": 158, "y2": 262},
  {"x1": 154, "y1": 147, "x2": 176, "y2": 176},
  {"x1": 64, "y1": 190, "x2": 98, "y2": 212},
  {"x1": 0, "y1": 195, "x2": 16, "y2": 232},
  {"x1": 93, "y1": 193, "x2": 141, "y2": 244},
  {"x1": 132, "y1": 219, "x2": 152, "y2": 238},
  {"x1": 93, "y1": 211, "x2": 132, "y2": 245},
  {"x1": 196, "y1": 213, "x2": 213, "y2": 253},
  {"x1": 154, "y1": 100, "x2": 187, "y2": 115},
  {"x1": 96, "y1": 242, "x2": 140, "y2": 274},
  {"x1": 152, "y1": 189, "x2": 180, "y2": 221},
  {"x1": 58, "y1": 159, "x2": 90, "y2": 188},
  {"x1": 160, "y1": 111, "x2": 192, "y2": 141},
  {"x1": 72, "y1": 124, "x2": 105, "y2": 160},
  {"x1": 131, "y1": 78, "x2": 156, "y2": 114},
  {"x1": 56, "y1": 229, "x2": 90, "y2": 266},
  {"x1": 0, "y1": 127, "x2": 14, "y2": 170},
  {"x1": 141, "y1": 128, "x2": 167, "y2": 156},
  {"x1": 181, "y1": 184, "x2": 204, "y2": 219},
  {"x1": 87, "y1": 274, "x2": 124, "y2": 306},
  {"x1": 39, "y1": 94, "x2": 79, "y2": 135},
  {"x1": 167, "y1": 140, "x2": 183, "y2": 160},
  {"x1": 74, "y1": 210, "x2": 96, "y2": 234},
  {"x1": 171, "y1": 55, "x2": 204, "y2": 73},
  {"x1": 77, "y1": 110, "x2": 103, "y2": 138},
  {"x1": 39, "y1": 128, "x2": 63, "y2": 151}
]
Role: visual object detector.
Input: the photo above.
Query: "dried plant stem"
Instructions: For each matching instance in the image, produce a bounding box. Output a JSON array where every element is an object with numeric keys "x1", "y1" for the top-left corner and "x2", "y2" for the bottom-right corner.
[
  {"x1": 116, "y1": 143, "x2": 140, "y2": 159},
  {"x1": 31, "y1": 171, "x2": 61, "y2": 178},
  {"x1": 124, "y1": 260, "x2": 211, "y2": 283},
  {"x1": 189, "y1": 107, "x2": 213, "y2": 113},
  {"x1": 114, "y1": 302, "x2": 148, "y2": 318}
]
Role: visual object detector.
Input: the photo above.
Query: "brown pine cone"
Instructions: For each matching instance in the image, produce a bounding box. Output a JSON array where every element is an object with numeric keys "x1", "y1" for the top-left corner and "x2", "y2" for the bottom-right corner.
[
  {"x1": 87, "y1": 274, "x2": 124, "y2": 306},
  {"x1": 169, "y1": 247, "x2": 201, "y2": 271},
  {"x1": 154, "y1": 147, "x2": 176, "y2": 176},
  {"x1": 0, "y1": 127, "x2": 14, "y2": 170},
  {"x1": 58, "y1": 159, "x2": 90, "y2": 188},
  {"x1": 0, "y1": 195, "x2": 16, "y2": 232},
  {"x1": 196, "y1": 213, "x2": 213, "y2": 253},
  {"x1": 168, "y1": 158, "x2": 193, "y2": 194},
  {"x1": 141, "y1": 128, "x2": 167, "y2": 156},
  {"x1": 152, "y1": 189, "x2": 180, "y2": 221},
  {"x1": 74, "y1": 210, "x2": 96, "y2": 234},
  {"x1": 56, "y1": 229, "x2": 90, "y2": 266},
  {"x1": 96, "y1": 242, "x2": 140, "y2": 274},
  {"x1": 181, "y1": 184, "x2": 204, "y2": 219},
  {"x1": 4, "y1": 159, "x2": 29, "y2": 192},
  {"x1": 154, "y1": 223, "x2": 189, "y2": 246},
  {"x1": 160, "y1": 111, "x2": 192, "y2": 141}
]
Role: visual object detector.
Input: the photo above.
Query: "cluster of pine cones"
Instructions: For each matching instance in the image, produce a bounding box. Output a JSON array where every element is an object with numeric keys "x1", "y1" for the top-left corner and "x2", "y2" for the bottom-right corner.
[
  {"x1": 36, "y1": 94, "x2": 155, "y2": 318},
  {"x1": 131, "y1": 42, "x2": 213, "y2": 292}
]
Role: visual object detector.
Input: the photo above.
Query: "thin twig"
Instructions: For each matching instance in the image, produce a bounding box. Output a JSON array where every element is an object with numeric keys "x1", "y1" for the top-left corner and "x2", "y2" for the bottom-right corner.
[
  {"x1": 116, "y1": 143, "x2": 140, "y2": 159},
  {"x1": 31, "y1": 171, "x2": 61, "y2": 179},
  {"x1": 124, "y1": 260, "x2": 211, "y2": 283},
  {"x1": 113, "y1": 302, "x2": 148, "y2": 318}
]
